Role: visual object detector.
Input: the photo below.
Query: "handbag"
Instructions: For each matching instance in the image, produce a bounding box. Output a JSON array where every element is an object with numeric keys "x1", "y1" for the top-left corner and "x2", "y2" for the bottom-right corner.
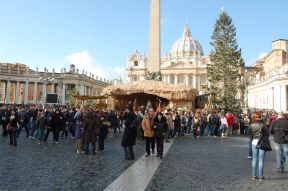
[
  {"x1": 6, "y1": 124, "x2": 15, "y2": 132},
  {"x1": 285, "y1": 128, "x2": 288, "y2": 142},
  {"x1": 256, "y1": 127, "x2": 272, "y2": 151}
]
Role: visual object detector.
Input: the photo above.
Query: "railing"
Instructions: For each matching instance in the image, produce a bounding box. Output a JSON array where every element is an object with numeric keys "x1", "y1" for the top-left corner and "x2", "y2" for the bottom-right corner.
[{"x1": 247, "y1": 66, "x2": 288, "y2": 85}]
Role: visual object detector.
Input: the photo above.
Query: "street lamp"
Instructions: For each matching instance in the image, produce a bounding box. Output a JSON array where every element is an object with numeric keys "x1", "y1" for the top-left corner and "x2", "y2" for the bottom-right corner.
[{"x1": 39, "y1": 70, "x2": 55, "y2": 105}]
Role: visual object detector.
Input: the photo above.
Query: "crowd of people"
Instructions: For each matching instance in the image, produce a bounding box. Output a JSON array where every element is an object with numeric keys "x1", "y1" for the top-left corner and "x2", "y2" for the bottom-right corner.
[{"x1": 1, "y1": 104, "x2": 287, "y2": 178}]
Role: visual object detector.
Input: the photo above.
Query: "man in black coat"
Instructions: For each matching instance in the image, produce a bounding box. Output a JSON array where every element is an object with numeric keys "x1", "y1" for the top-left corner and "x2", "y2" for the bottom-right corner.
[
  {"x1": 121, "y1": 105, "x2": 137, "y2": 160},
  {"x1": 270, "y1": 112, "x2": 288, "y2": 173}
]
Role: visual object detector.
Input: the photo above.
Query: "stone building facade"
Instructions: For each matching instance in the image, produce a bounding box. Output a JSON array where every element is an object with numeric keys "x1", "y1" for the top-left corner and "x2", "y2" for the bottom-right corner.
[
  {"x1": 246, "y1": 39, "x2": 288, "y2": 112},
  {"x1": 126, "y1": 25, "x2": 209, "y2": 95},
  {"x1": 0, "y1": 63, "x2": 110, "y2": 105}
]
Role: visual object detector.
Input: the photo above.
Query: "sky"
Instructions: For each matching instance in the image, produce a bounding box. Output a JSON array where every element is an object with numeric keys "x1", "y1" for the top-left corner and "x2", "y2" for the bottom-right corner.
[{"x1": 0, "y1": 0, "x2": 287, "y2": 80}]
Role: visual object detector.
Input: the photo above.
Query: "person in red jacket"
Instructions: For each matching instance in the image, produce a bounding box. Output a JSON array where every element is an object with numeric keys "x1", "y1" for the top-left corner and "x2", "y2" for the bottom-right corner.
[{"x1": 226, "y1": 111, "x2": 235, "y2": 136}]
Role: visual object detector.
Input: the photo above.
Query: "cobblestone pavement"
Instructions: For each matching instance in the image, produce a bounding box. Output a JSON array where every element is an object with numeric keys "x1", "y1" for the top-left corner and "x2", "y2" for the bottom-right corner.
[
  {"x1": 145, "y1": 136, "x2": 288, "y2": 191},
  {"x1": 0, "y1": 131, "x2": 145, "y2": 191}
]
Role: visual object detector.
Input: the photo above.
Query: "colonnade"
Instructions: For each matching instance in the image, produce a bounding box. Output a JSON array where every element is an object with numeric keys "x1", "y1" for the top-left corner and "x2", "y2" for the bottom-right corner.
[
  {"x1": 162, "y1": 73, "x2": 204, "y2": 89},
  {"x1": 0, "y1": 80, "x2": 100, "y2": 105}
]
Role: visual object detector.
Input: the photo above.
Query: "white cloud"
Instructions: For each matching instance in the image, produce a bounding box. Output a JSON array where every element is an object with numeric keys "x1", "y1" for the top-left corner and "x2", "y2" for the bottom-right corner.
[
  {"x1": 66, "y1": 50, "x2": 93, "y2": 68},
  {"x1": 247, "y1": 52, "x2": 268, "y2": 66},
  {"x1": 66, "y1": 50, "x2": 107, "y2": 79},
  {"x1": 258, "y1": 52, "x2": 267, "y2": 59},
  {"x1": 32, "y1": 51, "x2": 126, "y2": 81}
]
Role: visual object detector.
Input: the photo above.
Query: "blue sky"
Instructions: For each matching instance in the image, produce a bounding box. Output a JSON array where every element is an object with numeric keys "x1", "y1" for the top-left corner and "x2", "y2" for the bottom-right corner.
[{"x1": 0, "y1": 0, "x2": 287, "y2": 80}]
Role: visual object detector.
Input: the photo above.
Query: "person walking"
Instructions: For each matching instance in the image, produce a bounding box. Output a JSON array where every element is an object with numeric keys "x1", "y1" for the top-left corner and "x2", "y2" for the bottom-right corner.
[
  {"x1": 219, "y1": 111, "x2": 228, "y2": 138},
  {"x1": 0, "y1": 106, "x2": 10, "y2": 136},
  {"x1": 83, "y1": 110, "x2": 97, "y2": 155},
  {"x1": 270, "y1": 112, "x2": 288, "y2": 173},
  {"x1": 153, "y1": 112, "x2": 168, "y2": 159},
  {"x1": 226, "y1": 111, "x2": 235, "y2": 136},
  {"x1": 142, "y1": 107, "x2": 155, "y2": 157},
  {"x1": 164, "y1": 110, "x2": 173, "y2": 142},
  {"x1": 50, "y1": 109, "x2": 63, "y2": 144},
  {"x1": 121, "y1": 106, "x2": 137, "y2": 160},
  {"x1": 17, "y1": 106, "x2": 29, "y2": 137},
  {"x1": 97, "y1": 113, "x2": 109, "y2": 152},
  {"x1": 7, "y1": 108, "x2": 18, "y2": 146},
  {"x1": 75, "y1": 109, "x2": 84, "y2": 154},
  {"x1": 249, "y1": 111, "x2": 267, "y2": 180},
  {"x1": 36, "y1": 111, "x2": 47, "y2": 144}
]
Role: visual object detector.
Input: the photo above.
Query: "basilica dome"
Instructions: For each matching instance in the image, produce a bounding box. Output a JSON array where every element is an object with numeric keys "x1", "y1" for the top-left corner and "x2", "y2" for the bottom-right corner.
[{"x1": 170, "y1": 25, "x2": 203, "y2": 56}]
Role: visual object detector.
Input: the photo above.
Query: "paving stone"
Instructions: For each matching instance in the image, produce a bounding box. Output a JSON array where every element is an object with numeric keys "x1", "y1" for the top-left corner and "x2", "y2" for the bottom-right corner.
[
  {"x1": 0, "y1": 132, "x2": 145, "y2": 191},
  {"x1": 145, "y1": 136, "x2": 288, "y2": 191}
]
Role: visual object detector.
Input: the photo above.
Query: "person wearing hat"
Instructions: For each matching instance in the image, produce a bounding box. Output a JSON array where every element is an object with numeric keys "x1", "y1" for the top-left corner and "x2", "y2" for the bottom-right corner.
[{"x1": 248, "y1": 111, "x2": 268, "y2": 180}]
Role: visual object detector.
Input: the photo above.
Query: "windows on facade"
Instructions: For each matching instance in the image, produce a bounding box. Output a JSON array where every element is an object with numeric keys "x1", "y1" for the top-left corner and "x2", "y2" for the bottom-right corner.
[{"x1": 134, "y1": 61, "x2": 138, "y2": 67}]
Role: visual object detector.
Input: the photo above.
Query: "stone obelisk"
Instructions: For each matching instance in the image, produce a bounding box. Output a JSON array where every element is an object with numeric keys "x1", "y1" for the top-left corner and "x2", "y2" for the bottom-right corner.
[{"x1": 147, "y1": 0, "x2": 160, "y2": 73}]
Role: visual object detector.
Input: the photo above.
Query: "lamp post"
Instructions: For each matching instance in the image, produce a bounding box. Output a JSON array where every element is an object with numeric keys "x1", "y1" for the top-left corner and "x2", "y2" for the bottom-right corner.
[{"x1": 39, "y1": 68, "x2": 55, "y2": 105}]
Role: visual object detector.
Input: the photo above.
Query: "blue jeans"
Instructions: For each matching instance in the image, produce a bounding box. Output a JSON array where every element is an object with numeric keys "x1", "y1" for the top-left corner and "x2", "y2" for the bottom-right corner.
[
  {"x1": 209, "y1": 124, "x2": 216, "y2": 136},
  {"x1": 248, "y1": 138, "x2": 252, "y2": 157},
  {"x1": 123, "y1": 146, "x2": 134, "y2": 159},
  {"x1": 274, "y1": 143, "x2": 288, "y2": 170},
  {"x1": 29, "y1": 120, "x2": 37, "y2": 138},
  {"x1": 219, "y1": 124, "x2": 227, "y2": 134},
  {"x1": 37, "y1": 128, "x2": 45, "y2": 140},
  {"x1": 243, "y1": 126, "x2": 249, "y2": 135},
  {"x1": 252, "y1": 145, "x2": 266, "y2": 177}
]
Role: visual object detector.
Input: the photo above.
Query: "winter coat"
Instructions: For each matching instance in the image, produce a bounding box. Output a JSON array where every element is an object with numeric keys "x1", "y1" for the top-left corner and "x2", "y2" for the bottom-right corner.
[
  {"x1": 84, "y1": 112, "x2": 97, "y2": 144},
  {"x1": 121, "y1": 111, "x2": 137, "y2": 147},
  {"x1": 98, "y1": 118, "x2": 109, "y2": 139},
  {"x1": 153, "y1": 116, "x2": 168, "y2": 138},
  {"x1": 270, "y1": 118, "x2": 288, "y2": 144},
  {"x1": 8, "y1": 113, "x2": 18, "y2": 132},
  {"x1": 75, "y1": 114, "x2": 84, "y2": 139},
  {"x1": 36, "y1": 116, "x2": 47, "y2": 129},
  {"x1": 142, "y1": 114, "x2": 155, "y2": 137},
  {"x1": 51, "y1": 112, "x2": 63, "y2": 131},
  {"x1": 249, "y1": 121, "x2": 263, "y2": 139},
  {"x1": 165, "y1": 114, "x2": 173, "y2": 130}
]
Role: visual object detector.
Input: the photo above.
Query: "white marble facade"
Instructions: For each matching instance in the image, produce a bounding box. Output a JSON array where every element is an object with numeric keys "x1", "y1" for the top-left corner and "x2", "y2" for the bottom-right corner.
[
  {"x1": 0, "y1": 63, "x2": 110, "y2": 105},
  {"x1": 246, "y1": 39, "x2": 288, "y2": 112},
  {"x1": 126, "y1": 25, "x2": 209, "y2": 95}
]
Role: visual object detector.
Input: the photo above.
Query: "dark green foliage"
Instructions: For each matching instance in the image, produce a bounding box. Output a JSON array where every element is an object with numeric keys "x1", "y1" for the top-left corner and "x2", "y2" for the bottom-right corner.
[{"x1": 207, "y1": 10, "x2": 245, "y2": 113}]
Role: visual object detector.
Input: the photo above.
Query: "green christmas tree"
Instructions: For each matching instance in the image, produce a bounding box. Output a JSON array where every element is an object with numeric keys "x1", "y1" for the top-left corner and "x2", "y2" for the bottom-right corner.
[{"x1": 207, "y1": 10, "x2": 245, "y2": 113}]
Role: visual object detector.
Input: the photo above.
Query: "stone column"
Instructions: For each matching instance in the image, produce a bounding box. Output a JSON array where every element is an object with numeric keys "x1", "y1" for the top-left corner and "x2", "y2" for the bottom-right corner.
[
  {"x1": 80, "y1": 85, "x2": 85, "y2": 95},
  {"x1": 280, "y1": 85, "x2": 287, "y2": 111},
  {"x1": 33, "y1": 82, "x2": 38, "y2": 104},
  {"x1": 15, "y1": 81, "x2": 20, "y2": 104},
  {"x1": 51, "y1": 83, "x2": 55, "y2": 93},
  {"x1": 185, "y1": 75, "x2": 189, "y2": 86},
  {"x1": 197, "y1": 74, "x2": 201, "y2": 90},
  {"x1": 42, "y1": 83, "x2": 46, "y2": 104},
  {"x1": 62, "y1": 83, "x2": 66, "y2": 105},
  {"x1": 163, "y1": 75, "x2": 166, "y2": 83},
  {"x1": 174, "y1": 75, "x2": 178, "y2": 85},
  {"x1": 5, "y1": 80, "x2": 11, "y2": 104},
  {"x1": 24, "y1": 81, "x2": 29, "y2": 104},
  {"x1": 167, "y1": 75, "x2": 171, "y2": 84},
  {"x1": 193, "y1": 74, "x2": 197, "y2": 89}
]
